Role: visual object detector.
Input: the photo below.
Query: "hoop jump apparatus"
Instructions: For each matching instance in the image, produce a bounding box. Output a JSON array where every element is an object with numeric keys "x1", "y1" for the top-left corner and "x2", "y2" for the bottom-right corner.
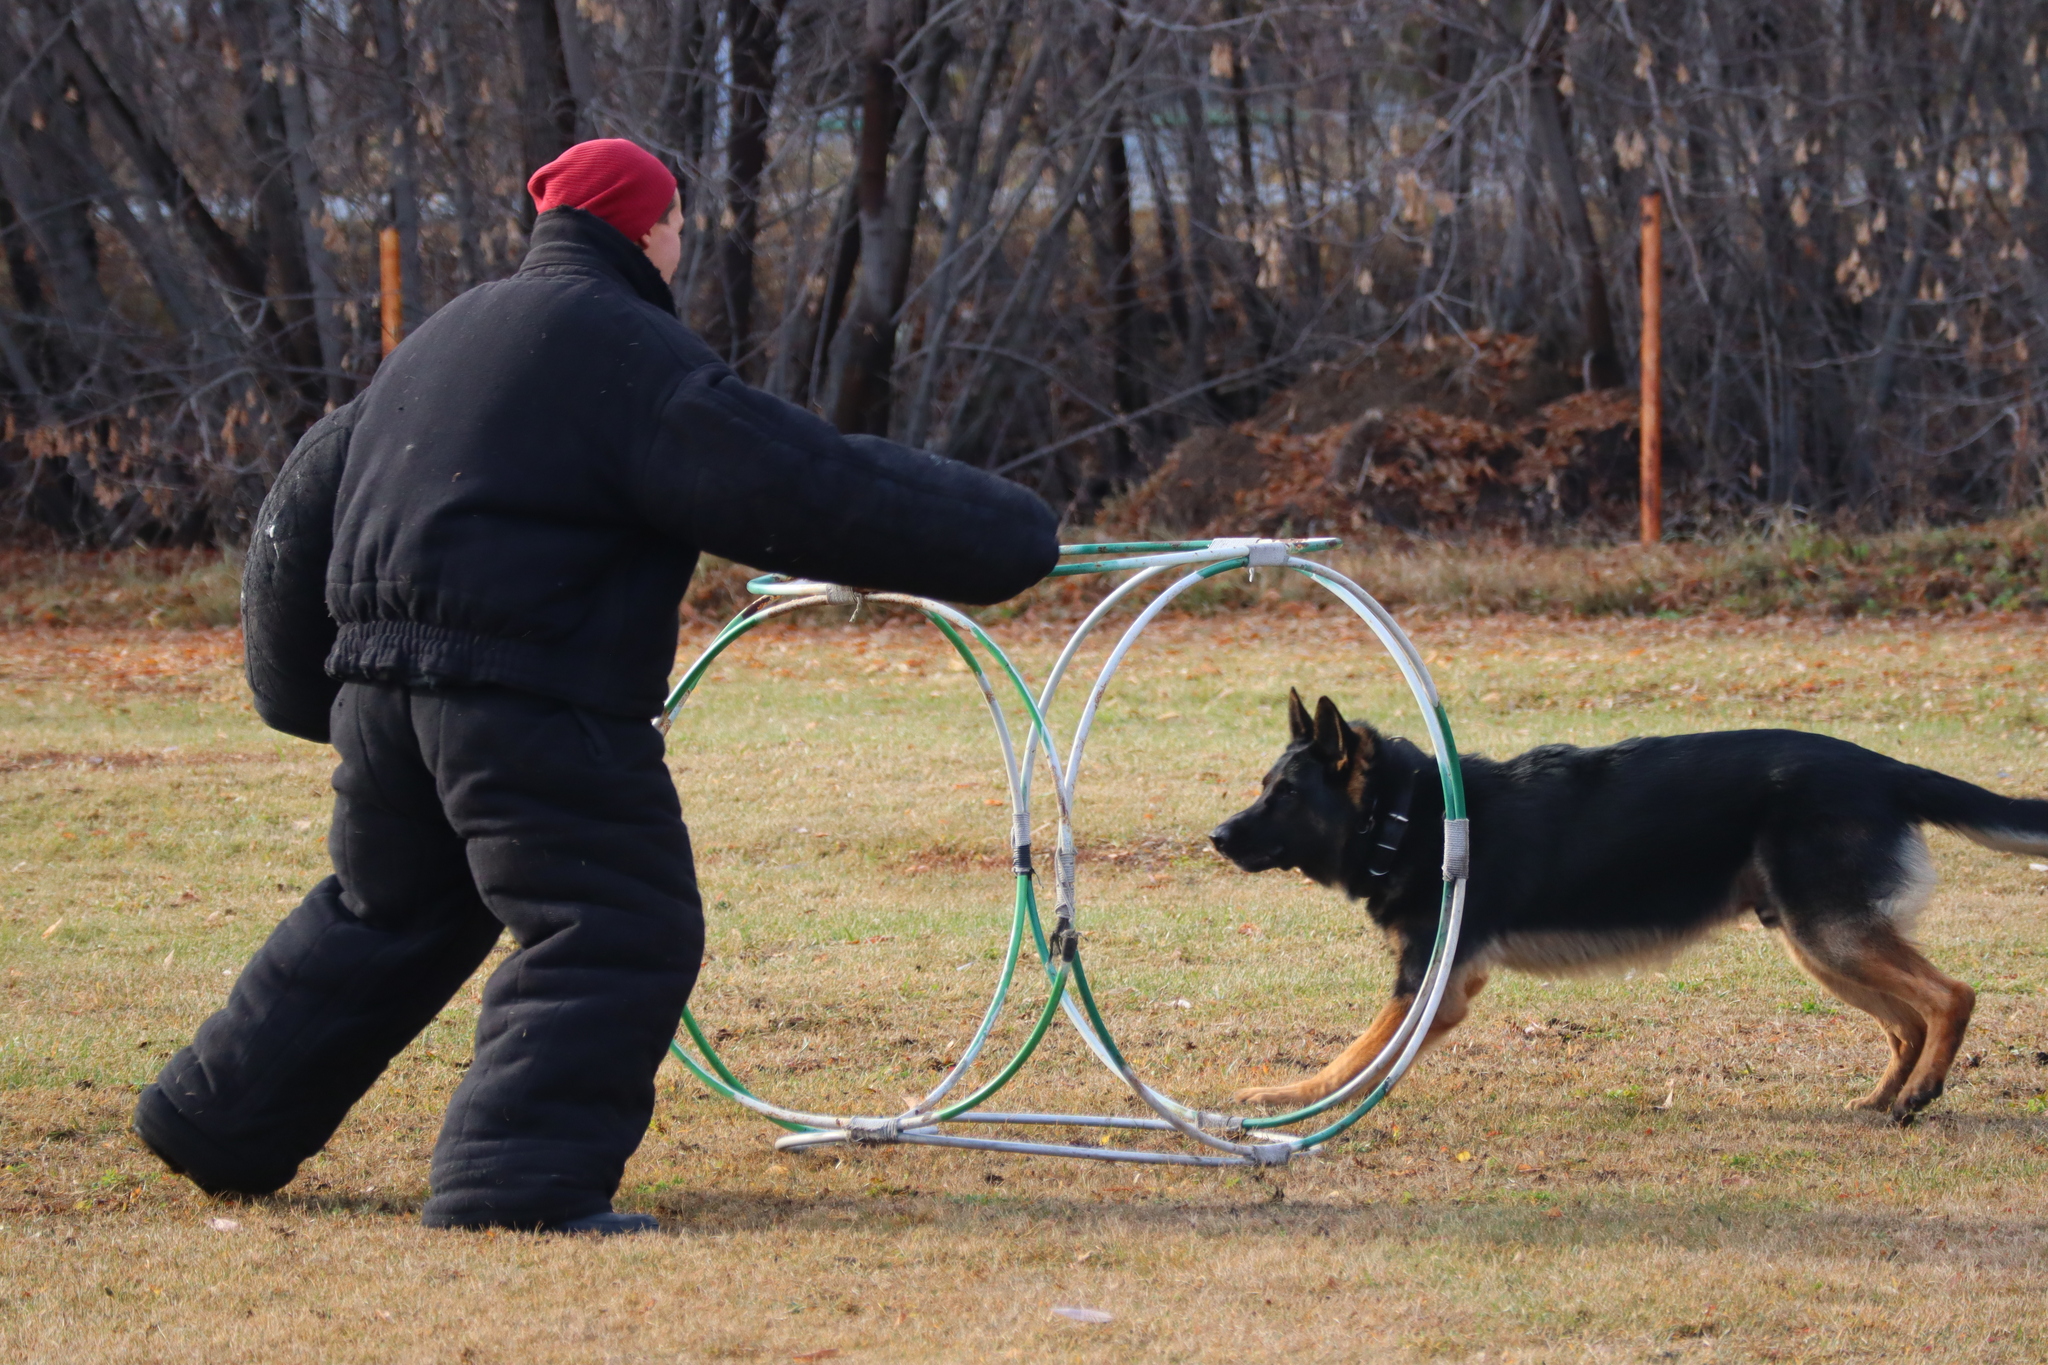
[{"x1": 660, "y1": 538, "x2": 1471, "y2": 1169}]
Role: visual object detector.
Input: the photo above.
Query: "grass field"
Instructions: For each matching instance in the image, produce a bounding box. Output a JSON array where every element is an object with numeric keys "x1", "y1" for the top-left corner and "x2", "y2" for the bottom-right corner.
[{"x1": 3, "y1": 582, "x2": 2046, "y2": 1362}]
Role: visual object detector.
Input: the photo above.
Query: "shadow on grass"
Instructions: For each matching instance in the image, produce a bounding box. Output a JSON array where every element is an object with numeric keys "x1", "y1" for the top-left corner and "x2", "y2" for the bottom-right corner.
[{"x1": 634, "y1": 1184, "x2": 2044, "y2": 1265}]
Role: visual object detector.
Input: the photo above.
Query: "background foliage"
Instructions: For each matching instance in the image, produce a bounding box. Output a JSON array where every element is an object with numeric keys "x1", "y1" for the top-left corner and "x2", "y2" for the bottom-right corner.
[{"x1": 2, "y1": 1, "x2": 2046, "y2": 543}]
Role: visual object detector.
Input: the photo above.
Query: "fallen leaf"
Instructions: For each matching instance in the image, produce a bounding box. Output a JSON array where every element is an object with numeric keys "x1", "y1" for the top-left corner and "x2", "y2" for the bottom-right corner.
[
  {"x1": 1052, "y1": 1306, "x2": 1114, "y2": 1324},
  {"x1": 208, "y1": 1217, "x2": 239, "y2": 1232},
  {"x1": 1456, "y1": 1150, "x2": 1473, "y2": 1162},
  {"x1": 40, "y1": 918, "x2": 62, "y2": 939}
]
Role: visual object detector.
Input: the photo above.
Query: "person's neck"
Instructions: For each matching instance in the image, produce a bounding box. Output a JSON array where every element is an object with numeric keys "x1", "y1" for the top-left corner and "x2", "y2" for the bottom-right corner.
[{"x1": 522, "y1": 208, "x2": 675, "y2": 313}]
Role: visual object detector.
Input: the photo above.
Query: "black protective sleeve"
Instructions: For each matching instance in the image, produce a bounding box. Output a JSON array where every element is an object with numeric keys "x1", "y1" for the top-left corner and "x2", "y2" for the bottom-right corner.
[
  {"x1": 643, "y1": 366, "x2": 1059, "y2": 603},
  {"x1": 243, "y1": 404, "x2": 355, "y2": 743}
]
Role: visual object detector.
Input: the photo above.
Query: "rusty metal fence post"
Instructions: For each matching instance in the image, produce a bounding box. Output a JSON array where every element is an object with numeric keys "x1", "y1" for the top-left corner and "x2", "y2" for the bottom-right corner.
[
  {"x1": 380, "y1": 226, "x2": 404, "y2": 357},
  {"x1": 1639, "y1": 193, "x2": 1663, "y2": 545}
]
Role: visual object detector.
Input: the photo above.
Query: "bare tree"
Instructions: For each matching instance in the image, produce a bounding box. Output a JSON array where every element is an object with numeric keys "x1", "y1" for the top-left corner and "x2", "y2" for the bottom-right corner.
[{"x1": 1, "y1": 0, "x2": 2045, "y2": 543}]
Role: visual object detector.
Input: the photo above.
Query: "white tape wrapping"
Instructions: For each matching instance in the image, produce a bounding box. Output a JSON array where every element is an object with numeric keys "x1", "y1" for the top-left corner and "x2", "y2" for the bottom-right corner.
[
  {"x1": 1246, "y1": 541, "x2": 1290, "y2": 567},
  {"x1": 1442, "y1": 818, "x2": 1471, "y2": 882}
]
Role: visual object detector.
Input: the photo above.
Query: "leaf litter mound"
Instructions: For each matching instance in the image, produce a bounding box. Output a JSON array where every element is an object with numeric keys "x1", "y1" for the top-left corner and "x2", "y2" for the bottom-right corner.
[{"x1": 1105, "y1": 331, "x2": 1643, "y2": 539}]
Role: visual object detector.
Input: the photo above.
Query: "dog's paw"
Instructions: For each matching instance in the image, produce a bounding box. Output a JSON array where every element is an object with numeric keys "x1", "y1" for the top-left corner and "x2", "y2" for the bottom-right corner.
[
  {"x1": 1845, "y1": 1091, "x2": 1896, "y2": 1114},
  {"x1": 1233, "y1": 1084, "x2": 1312, "y2": 1110},
  {"x1": 1887, "y1": 1085, "x2": 1941, "y2": 1126}
]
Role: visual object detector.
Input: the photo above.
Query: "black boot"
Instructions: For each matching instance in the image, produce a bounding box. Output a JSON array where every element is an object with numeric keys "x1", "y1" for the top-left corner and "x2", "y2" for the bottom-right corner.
[{"x1": 132, "y1": 1083, "x2": 299, "y2": 1197}]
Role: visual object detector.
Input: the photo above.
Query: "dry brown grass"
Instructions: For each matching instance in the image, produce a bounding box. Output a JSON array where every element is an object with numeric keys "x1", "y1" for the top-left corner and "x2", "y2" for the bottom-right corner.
[
  {"x1": 0, "y1": 549, "x2": 243, "y2": 630},
  {"x1": 2, "y1": 589, "x2": 2046, "y2": 1363}
]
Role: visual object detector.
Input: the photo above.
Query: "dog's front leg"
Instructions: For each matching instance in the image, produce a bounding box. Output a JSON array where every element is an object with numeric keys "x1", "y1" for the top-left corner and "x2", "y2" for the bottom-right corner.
[
  {"x1": 1234, "y1": 995, "x2": 1413, "y2": 1110},
  {"x1": 1235, "y1": 968, "x2": 1488, "y2": 1110}
]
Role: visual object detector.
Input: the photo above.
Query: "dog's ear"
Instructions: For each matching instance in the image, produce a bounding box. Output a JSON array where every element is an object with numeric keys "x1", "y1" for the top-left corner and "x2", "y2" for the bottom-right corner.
[
  {"x1": 1311, "y1": 695, "x2": 1349, "y2": 764},
  {"x1": 1287, "y1": 688, "x2": 1313, "y2": 744},
  {"x1": 1315, "y1": 695, "x2": 1380, "y2": 795}
]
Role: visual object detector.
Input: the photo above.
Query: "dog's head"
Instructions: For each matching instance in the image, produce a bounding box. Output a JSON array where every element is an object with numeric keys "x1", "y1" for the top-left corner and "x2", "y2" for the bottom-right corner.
[{"x1": 1209, "y1": 689, "x2": 1393, "y2": 889}]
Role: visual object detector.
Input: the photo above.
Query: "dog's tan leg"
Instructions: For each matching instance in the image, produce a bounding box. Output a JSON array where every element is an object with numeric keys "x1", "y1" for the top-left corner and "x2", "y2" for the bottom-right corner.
[
  {"x1": 1835, "y1": 934, "x2": 1974, "y2": 1122},
  {"x1": 1235, "y1": 967, "x2": 1489, "y2": 1110},
  {"x1": 1778, "y1": 934, "x2": 1925, "y2": 1112}
]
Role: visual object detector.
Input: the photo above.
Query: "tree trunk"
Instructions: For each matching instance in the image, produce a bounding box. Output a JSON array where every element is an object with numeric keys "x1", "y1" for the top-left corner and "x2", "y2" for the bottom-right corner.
[
  {"x1": 1179, "y1": 81, "x2": 1271, "y2": 377},
  {"x1": 1174, "y1": 86, "x2": 1224, "y2": 401},
  {"x1": 34, "y1": 82, "x2": 220, "y2": 352},
  {"x1": 803, "y1": 178, "x2": 863, "y2": 409},
  {"x1": 267, "y1": 0, "x2": 348, "y2": 404},
  {"x1": 1224, "y1": 8, "x2": 1259, "y2": 237},
  {"x1": 711, "y1": 0, "x2": 785, "y2": 374},
  {"x1": 1424, "y1": 22, "x2": 1474, "y2": 320},
  {"x1": 829, "y1": 0, "x2": 912, "y2": 435},
  {"x1": 938, "y1": 106, "x2": 1114, "y2": 461},
  {"x1": 551, "y1": 0, "x2": 598, "y2": 134},
  {"x1": 1527, "y1": 10, "x2": 1622, "y2": 388},
  {"x1": 435, "y1": 19, "x2": 484, "y2": 290},
  {"x1": 0, "y1": 195, "x2": 49, "y2": 412},
  {"x1": 882, "y1": 30, "x2": 944, "y2": 346},
  {"x1": 660, "y1": 0, "x2": 714, "y2": 308},
  {"x1": 1137, "y1": 117, "x2": 1193, "y2": 384},
  {"x1": 1278, "y1": 98, "x2": 1319, "y2": 304},
  {"x1": 902, "y1": 0, "x2": 1022, "y2": 448},
  {"x1": 512, "y1": 0, "x2": 577, "y2": 224},
  {"x1": 0, "y1": 27, "x2": 109, "y2": 354},
  {"x1": 1099, "y1": 96, "x2": 1141, "y2": 482},
  {"x1": 45, "y1": 13, "x2": 268, "y2": 307},
  {"x1": 220, "y1": 0, "x2": 323, "y2": 397}
]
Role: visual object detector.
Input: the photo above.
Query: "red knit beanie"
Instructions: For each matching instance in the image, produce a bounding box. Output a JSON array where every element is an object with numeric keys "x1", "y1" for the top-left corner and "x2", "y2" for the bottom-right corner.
[{"x1": 527, "y1": 139, "x2": 678, "y2": 243}]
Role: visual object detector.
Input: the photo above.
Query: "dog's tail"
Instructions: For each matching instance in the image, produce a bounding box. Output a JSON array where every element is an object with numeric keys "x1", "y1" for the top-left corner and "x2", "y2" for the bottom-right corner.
[{"x1": 1901, "y1": 764, "x2": 2048, "y2": 855}]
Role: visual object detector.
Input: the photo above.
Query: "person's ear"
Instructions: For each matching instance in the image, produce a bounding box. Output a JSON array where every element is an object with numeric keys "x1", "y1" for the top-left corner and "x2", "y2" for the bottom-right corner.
[{"x1": 640, "y1": 192, "x2": 682, "y2": 249}]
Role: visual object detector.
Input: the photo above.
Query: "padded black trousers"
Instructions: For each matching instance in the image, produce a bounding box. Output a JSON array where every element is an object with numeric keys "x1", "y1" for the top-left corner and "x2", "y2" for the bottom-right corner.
[{"x1": 136, "y1": 682, "x2": 703, "y2": 1227}]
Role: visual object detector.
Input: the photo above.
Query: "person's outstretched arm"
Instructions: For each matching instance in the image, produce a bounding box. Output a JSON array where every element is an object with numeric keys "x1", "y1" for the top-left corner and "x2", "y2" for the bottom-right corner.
[{"x1": 640, "y1": 364, "x2": 1058, "y2": 604}]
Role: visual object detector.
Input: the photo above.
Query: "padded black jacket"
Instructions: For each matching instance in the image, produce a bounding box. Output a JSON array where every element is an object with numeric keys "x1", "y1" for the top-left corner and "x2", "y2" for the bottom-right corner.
[{"x1": 246, "y1": 207, "x2": 1058, "y2": 735}]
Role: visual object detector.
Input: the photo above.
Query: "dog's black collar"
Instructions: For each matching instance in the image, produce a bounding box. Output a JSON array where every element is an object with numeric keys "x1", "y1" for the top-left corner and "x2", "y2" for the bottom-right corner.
[{"x1": 1359, "y1": 768, "x2": 1418, "y2": 888}]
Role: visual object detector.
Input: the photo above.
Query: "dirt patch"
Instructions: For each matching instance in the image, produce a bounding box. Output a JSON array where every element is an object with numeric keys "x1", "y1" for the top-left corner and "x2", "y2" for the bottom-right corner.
[{"x1": 0, "y1": 749, "x2": 170, "y2": 775}]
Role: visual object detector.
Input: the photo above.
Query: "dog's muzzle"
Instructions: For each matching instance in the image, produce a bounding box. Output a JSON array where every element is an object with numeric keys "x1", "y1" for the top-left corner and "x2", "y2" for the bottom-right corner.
[{"x1": 1210, "y1": 817, "x2": 1281, "y2": 872}]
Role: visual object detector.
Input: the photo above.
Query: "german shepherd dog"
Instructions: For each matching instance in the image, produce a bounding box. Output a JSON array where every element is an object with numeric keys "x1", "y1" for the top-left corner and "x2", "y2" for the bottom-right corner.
[{"x1": 1209, "y1": 691, "x2": 2048, "y2": 1122}]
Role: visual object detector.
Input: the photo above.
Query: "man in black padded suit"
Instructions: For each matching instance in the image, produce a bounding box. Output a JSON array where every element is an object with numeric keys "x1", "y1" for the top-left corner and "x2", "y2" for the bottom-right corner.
[{"x1": 133, "y1": 139, "x2": 1060, "y2": 1235}]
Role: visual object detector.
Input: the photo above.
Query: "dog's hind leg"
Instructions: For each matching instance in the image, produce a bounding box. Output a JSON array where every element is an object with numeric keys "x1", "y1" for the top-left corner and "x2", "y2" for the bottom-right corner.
[
  {"x1": 1768, "y1": 825, "x2": 1971, "y2": 1121},
  {"x1": 1837, "y1": 932, "x2": 1973, "y2": 1122},
  {"x1": 1234, "y1": 967, "x2": 1489, "y2": 1110},
  {"x1": 1781, "y1": 923, "x2": 1973, "y2": 1122},
  {"x1": 1777, "y1": 933, "x2": 1927, "y2": 1113}
]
